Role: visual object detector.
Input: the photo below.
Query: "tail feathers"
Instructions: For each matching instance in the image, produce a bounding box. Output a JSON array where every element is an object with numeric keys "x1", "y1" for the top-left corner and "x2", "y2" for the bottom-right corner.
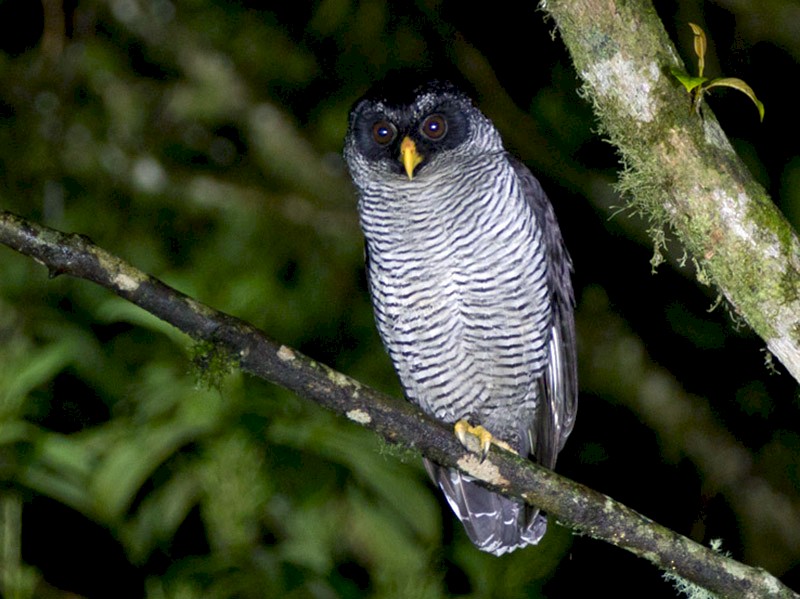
[{"x1": 424, "y1": 459, "x2": 547, "y2": 556}]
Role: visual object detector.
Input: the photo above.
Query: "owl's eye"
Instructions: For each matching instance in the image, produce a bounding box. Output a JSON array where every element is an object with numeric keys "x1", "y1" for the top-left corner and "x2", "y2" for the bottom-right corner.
[
  {"x1": 420, "y1": 114, "x2": 447, "y2": 140},
  {"x1": 371, "y1": 120, "x2": 396, "y2": 145}
]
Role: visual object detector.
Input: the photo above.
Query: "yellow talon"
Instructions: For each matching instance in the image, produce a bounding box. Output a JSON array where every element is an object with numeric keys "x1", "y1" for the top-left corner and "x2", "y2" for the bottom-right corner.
[{"x1": 454, "y1": 420, "x2": 514, "y2": 462}]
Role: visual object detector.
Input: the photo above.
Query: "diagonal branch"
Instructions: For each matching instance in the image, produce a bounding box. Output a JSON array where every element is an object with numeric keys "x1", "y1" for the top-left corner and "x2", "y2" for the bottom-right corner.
[
  {"x1": 1, "y1": 210, "x2": 796, "y2": 598},
  {"x1": 544, "y1": 0, "x2": 800, "y2": 384}
]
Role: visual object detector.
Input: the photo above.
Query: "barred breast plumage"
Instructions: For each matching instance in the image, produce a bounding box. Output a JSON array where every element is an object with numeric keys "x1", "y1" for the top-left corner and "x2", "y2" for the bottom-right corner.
[{"x1": 344, "y1": 78, "x2": 577, "y2": 556}]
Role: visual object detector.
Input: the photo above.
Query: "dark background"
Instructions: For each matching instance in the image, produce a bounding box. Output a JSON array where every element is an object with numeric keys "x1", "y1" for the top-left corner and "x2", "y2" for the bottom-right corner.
[{"x1": 0, "y1": 0, "x2": 798, "y2": 597}]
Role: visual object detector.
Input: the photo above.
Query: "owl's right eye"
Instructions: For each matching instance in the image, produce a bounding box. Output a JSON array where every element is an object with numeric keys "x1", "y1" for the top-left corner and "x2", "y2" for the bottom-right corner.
[{"x1": 371, "y1": 120, "x2": 397, "y2": 145}]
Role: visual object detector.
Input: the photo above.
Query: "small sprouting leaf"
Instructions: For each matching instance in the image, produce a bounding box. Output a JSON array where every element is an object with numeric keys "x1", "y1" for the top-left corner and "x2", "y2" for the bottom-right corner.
[
  {"x1": 688, "y1": 22, "x2": 707, "y2": 77},
  {"x1": 705, "y1": 77, "x2": 765, "y2": 121},
  {"x1": 674, "y1": 22, "x2": 765, "y2": 123},
  {"x1": 670, "y1": 67, "x2": 708, "y2": 93}
]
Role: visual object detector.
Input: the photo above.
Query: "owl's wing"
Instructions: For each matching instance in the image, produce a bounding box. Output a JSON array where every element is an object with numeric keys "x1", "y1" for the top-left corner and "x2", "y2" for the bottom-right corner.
[{"x1": 510, "y1": 158, "x2": 578, "y2": 469}]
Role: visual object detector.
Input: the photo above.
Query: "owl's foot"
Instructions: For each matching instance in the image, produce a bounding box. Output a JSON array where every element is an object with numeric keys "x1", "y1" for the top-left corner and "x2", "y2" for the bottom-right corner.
[{"x1": 454, "y1": 420, "x2": 515, "y2": 463}]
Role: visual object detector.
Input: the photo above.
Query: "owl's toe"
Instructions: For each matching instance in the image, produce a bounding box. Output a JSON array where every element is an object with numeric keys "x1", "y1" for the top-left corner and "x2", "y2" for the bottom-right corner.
[{"x1": 454, "y1": 420, "x2": 515, "y2": 463}]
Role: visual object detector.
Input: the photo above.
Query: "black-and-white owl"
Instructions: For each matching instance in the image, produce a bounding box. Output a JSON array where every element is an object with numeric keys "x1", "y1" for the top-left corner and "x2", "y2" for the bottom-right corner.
[{"x1": 344, "y1": 78, "x2": 578, "y2": 556}]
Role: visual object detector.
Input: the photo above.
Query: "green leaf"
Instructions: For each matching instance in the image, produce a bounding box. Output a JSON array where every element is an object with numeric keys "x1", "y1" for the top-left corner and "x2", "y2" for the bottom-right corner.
[
  {"x1": 670, "y1": 67, "x2": 708, "y2": 92},
  {"x1": 17, "y1": 433, "x2": 97, "y2": 514},
  {"x1": 705, "y1": 77, "x2": 765, "y2": 121},
  {"x1": 1, "y1": 340, "x2": 73, "y2": 417},
  {"x1": 688, "y1": 22, "x2": 707, "y2": 77},
  {"x1": 121, "y1": 468, "x2": 201, "y2": 563},
  {"x1": 90, "y1": 421, "x2": 214, "y2": 521}
]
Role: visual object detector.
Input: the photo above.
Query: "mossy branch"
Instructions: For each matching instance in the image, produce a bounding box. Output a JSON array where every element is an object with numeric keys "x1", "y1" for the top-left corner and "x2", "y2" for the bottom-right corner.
[
  {"x1": 543, "y1": 0, "x2": 800, "y2": 383},
  {"x1": 1, "y1": 210, "x2": 796, "y2": 598}
]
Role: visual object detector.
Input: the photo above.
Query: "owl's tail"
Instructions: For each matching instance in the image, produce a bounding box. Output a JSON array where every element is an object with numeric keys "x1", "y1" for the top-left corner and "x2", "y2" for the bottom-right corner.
[{"x1": 424, "y1": 459, "x2": 547, "y2": 556}]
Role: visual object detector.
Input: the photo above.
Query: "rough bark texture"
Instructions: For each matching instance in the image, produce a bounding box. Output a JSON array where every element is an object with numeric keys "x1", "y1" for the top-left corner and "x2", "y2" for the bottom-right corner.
[
  {"x1": 1, "y1": 210, "x2": 797, "y2": 598},
  {"x1": 544, "y1": 0, "x2": 800, "y2": 383}
]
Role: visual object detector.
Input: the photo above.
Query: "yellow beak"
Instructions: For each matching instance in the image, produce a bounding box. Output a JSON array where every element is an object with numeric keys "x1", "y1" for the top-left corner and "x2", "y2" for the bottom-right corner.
[{"x1": 400, "y1": 137, "x2": 423, "y2": 180}]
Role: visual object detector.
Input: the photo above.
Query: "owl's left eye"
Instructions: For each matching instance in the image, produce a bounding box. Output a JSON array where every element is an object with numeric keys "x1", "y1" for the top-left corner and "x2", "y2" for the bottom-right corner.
[
  {"x1": 371, "y1": 120, "x2": 397, "y2": 145},
  {"x1": 420, "y1": 114, "x2": 447, "y2": 140}
]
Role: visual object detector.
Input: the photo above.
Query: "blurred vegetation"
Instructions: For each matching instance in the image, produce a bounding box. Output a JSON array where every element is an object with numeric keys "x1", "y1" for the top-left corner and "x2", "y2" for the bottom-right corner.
[{"x1": 0, "y1": 0, "x2": 798, "y2": 597}]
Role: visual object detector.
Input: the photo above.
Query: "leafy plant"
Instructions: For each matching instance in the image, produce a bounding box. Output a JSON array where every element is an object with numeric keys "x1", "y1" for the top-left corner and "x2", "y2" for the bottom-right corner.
[{"x1": 671, "y1": 23, "x2": 764, "y2": 121}]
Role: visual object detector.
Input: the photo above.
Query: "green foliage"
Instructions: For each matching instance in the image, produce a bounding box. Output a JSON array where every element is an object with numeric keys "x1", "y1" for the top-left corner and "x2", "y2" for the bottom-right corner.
[{"x1": 671, "y1": 23, "x2": 765, "y2": 121}]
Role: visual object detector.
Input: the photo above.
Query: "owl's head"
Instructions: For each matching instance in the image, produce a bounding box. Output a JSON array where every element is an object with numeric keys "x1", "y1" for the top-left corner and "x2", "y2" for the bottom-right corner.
[{"x1": 344, "y1": 77, "x2": 503, "y2": 187}]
